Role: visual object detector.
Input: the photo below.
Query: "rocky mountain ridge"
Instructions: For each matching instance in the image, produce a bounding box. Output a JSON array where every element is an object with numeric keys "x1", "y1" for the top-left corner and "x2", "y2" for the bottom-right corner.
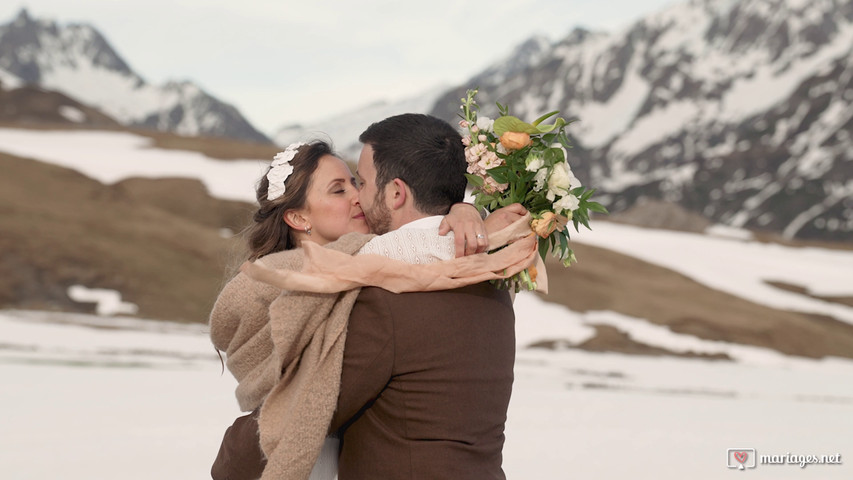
[
  {"x1": 429, "y1": 0, "x2": 853, "y2": 242},
  {"x1": 0, "y1": 9, "x2": 270, "y2": 143}
]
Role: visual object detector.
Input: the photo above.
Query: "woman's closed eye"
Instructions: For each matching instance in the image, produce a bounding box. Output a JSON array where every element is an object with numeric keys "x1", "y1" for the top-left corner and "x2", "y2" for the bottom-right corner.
[{"x1": 328, "y1": 179, "x2": 349, "y2": 194}]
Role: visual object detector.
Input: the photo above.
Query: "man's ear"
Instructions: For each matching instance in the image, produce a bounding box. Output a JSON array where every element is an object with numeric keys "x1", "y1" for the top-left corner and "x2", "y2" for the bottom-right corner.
[
  {"x1": 388, "y1": 178, "x2": 409, "y2": 210},
  {"x1": 283, "y1": 209, "x2": 309, "y2": 231}
]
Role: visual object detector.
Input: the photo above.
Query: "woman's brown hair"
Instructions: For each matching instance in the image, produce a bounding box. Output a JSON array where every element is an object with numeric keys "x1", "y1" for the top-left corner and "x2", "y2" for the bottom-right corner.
[{"x1": 246, "y1": 141, "x2": 334, "y2": 260}]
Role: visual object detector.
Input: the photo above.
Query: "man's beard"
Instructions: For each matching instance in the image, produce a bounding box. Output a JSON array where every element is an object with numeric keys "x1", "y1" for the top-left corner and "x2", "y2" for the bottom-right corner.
[{"x1": 364, "y1": 190, "x2": 392, "y2": 235}]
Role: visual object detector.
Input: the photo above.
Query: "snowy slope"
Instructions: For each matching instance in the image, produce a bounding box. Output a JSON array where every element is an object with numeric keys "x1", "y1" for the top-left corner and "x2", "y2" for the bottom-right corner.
[
  {"x1": 2, "y1": 304, "x2": 852, "y2": 479},
  {"x1": 0, "y1": 9, "x2": 270, "y2": 143},
  {"x1": 0, "y1": 128, "x2": 267, "y2": 202}
]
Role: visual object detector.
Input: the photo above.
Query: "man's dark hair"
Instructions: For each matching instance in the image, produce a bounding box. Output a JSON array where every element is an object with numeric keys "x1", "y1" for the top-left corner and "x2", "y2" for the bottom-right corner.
[{"x1": 359, "y1": 113, "x2": 467, "y2": 215}]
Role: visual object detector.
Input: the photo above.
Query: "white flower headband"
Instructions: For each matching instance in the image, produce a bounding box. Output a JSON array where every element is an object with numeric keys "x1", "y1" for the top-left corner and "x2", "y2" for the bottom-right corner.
[{"x1": 266, "y1": 142, "x2": 305, "y2": 201}]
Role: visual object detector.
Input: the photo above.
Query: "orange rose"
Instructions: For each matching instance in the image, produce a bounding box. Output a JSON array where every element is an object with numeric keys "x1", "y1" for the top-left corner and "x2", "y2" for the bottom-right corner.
[
  {"x1": 530, "y1": 212, "x2": 569, "y2": 238},
  {"x1": 499, "y1": 131, "x2": 531, "y2": 151}
]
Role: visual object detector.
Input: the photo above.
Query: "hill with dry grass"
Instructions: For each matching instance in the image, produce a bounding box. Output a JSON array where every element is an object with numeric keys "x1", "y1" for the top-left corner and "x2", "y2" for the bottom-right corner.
[
  {"x1": 0, "y1": 84, "x2": 120, "y2": 127},
  {"x1": 540, "y1": 245, "x2": 853, "y2": 359},
  {"x1": 0, "y1": 151, "x2": 253, "y2": 322}
]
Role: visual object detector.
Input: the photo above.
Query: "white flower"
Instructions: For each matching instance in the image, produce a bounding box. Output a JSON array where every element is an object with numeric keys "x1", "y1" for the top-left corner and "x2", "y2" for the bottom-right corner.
[
  {"x1": 554, "y1": 194, "x2": 580, "y2": 213},
  {"x1": 525, "y1": 153, "x2": 544, "y2": 172},
  {"x1": 476, "y1": 116, "x2": 494, "y2": 132},
  {"x1": 532, "y1": 167, "x2": 548, "y2": 191},
  {"x1": 546, "y1": 162, "x2": 573, "y2": 201},
  {"x1": 568, "y1": 167, "x2": 582, "y2": 189},
  {"x1": 267, "y1": 143, "x2": 304, "y2": 200},
  {"x1": 496, "y1": 143, "x2": 508, "y2": 155}
]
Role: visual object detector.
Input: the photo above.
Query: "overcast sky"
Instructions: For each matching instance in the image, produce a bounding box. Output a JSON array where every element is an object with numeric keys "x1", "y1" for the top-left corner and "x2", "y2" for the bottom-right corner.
[{"x1": 3, "y1": 1, "x2": 676, "y2": 135}]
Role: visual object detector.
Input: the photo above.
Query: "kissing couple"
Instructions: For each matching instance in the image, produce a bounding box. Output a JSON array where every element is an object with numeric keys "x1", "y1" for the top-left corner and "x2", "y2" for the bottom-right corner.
[{"x1": 210, "y1": 113, "x2": 537, "y2": 479}]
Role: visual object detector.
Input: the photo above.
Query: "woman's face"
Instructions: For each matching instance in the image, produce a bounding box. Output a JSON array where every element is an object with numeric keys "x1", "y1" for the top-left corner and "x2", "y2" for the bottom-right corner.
[{"x1": 298, "y1": 154, "x2": 369, "y2": 245}]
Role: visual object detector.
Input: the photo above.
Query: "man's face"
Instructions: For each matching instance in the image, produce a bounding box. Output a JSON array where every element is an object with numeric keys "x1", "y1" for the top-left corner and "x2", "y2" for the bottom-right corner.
[{"x1": 356, "y1": 144, "x2": 392, "y2": 235}]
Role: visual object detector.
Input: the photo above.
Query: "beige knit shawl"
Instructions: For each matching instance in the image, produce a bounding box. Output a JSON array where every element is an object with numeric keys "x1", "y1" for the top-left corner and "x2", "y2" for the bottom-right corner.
[{"x1": 209, "y1": 232, "x2": 372, "y2": 480}]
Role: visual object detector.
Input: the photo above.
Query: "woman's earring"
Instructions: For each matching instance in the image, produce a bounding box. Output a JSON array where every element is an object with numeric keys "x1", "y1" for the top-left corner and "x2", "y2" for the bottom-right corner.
[{"x1": 305, "y1": 225, "x2": 312, "y2": 235}]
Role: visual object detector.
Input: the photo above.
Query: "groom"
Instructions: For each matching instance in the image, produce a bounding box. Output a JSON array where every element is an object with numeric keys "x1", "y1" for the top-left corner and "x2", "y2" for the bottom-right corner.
[{"x1": 213, "y1": 114, "x2": 516, "y2": 479}]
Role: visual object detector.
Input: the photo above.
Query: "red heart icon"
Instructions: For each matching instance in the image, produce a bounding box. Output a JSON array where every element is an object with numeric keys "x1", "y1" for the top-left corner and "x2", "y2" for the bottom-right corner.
[{"x1": 734, "y1": 451, "x2": 748, "y2": 464}]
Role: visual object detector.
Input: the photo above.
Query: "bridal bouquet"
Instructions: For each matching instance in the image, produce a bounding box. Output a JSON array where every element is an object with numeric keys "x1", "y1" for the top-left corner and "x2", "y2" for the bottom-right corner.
[{"x1": 459, "y1": 88, "x2": 607, "y2": 291}]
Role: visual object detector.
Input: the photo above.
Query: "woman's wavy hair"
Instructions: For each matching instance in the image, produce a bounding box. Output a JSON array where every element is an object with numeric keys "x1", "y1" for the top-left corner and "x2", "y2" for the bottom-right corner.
[{"x1": 246, "y1": 141, "x2": 333, "y2": 260}]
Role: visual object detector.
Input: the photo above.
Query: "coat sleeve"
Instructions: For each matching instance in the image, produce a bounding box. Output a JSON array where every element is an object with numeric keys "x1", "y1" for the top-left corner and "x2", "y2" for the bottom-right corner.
[
  {"x1": 330, "y1": 287, "x2": 396, "y2": 433},
  {"x1": 210, "y1": 409, "x2": 266, "y2": 480}
]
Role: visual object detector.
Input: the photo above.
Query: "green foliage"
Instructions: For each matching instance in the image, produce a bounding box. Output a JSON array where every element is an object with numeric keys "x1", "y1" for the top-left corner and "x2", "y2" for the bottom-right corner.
[{"x1": 458, "y1": 89, "x2": 608, "y2": 290}]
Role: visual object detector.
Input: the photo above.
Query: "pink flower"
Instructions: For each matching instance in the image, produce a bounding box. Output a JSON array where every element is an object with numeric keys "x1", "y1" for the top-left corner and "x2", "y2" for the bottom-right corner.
[
  {"x1": 465, "y1": 143, "x2": 488, "y2": 163},
  {"x1": 477, "y1": 150, "x2": 502, "y2": 171},
  {"x1": 482, "y1": 176, "x2": 509, "y2": 194}
]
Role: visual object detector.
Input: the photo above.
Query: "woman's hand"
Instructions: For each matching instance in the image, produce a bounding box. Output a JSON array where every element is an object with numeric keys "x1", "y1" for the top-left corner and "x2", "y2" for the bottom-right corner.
[
  {"x1": 439, "y1": 202, "x2": 529, "y2": 257},
  {"x1": 484, "y1": 203, "x2": 527, "y2": 233},
  {"x1": 439, "y1": 203, "x2": 487, "y2": 257}
]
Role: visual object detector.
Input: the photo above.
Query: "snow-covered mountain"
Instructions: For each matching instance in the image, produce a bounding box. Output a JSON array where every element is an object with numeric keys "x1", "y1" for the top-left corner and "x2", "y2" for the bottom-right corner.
[
  {"x1": 273, "y1": 85, "x2": 449, "y2": 159},
  {"x1": 0, "y1": 9, "x2": 270, "y2": 143},
  {"x1": 430, "y1": 0, "x2": 853, "y2": 242}
]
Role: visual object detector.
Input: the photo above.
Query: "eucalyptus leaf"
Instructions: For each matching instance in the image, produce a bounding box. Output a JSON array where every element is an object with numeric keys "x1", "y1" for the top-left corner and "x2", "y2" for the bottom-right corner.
[
  {"x1": 493, "y1": 116, "x2": 540, "y2": 136},
  {"x1": 535, "y1": 117, "x2": 567, "y2": 134},
  {"x1": 532, "y1": 110, "x2": 560, "y2": 126}
]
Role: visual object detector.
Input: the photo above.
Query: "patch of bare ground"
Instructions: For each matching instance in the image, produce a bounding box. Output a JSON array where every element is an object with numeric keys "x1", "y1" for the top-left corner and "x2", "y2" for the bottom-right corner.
[
  {"x1": 765, "y1": 281, "x2": 853, "y2": 308},
  {"x1": 539, "y1": 243, "x2": 853, "y2": 359},
  {"x1": 0, "y1": 152, "x2": 254, "y2": 322},
  {"x1": 530, "y1": 325, "x2": 731, "y2": 360},
  {"x1": 0, "y1": 86, "x2": 120, "y2": 128},
  {"x1": 131, "y1": 128, "x2": 280, "y2": 160},
  {"x1": 751, "y1": 231, "x2": 853, "y2": 252}
]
